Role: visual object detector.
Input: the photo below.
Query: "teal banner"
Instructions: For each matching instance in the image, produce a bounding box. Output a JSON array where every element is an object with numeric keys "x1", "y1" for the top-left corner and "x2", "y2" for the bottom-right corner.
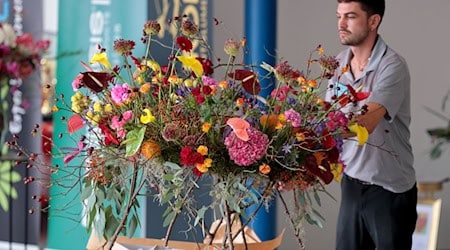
[{"x1": 48, "y1": 1, "x2": 147, "y2": 249}]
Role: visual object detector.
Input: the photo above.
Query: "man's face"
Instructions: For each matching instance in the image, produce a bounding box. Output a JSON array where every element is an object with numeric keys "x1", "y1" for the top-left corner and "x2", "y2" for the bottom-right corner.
[{"x1": 336, "y1": 2, "x2": 370, "y2": 46}]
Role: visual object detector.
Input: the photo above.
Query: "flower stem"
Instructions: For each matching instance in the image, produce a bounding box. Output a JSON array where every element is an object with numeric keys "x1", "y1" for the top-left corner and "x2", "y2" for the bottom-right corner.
[
  {"x1": 105, "y1": 163, "x2": 141, "y2": 249},
  {"x1": 163, "y1": 176, "x2": 200, "y2": 247},
  {"x1": 277, "y1": 189, "x2": 305, "y2": 250},
  {"x1": 277, "y1": 190, "x2": 306, "y2": 250}
]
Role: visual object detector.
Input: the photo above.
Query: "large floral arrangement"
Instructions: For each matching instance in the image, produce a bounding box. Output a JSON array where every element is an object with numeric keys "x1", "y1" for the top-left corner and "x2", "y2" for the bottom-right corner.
[
  {"x1": 0, "y1": 22, "x2": 49, "y2": 212},
  {"x1": 11, "y1": 17, "x2": 368, "y2": 249}
]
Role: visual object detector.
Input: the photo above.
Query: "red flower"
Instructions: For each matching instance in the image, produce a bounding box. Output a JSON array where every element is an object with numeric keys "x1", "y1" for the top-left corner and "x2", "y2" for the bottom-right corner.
[
  {"x1": 196, "y1": 57, "x2": 214, "y2": 76},
  {"x1": 98, "y1": 123, "x2": 120, "y2": 146},
  {"x1": 202, "y1": 86, "x2": 212, "y2": 95},
  {"x1": 180, "y1": 146, "x2": 204, "y2": 166},
  {"x1": 176, "y1": 36, "x2": 193, "y2": 52}
]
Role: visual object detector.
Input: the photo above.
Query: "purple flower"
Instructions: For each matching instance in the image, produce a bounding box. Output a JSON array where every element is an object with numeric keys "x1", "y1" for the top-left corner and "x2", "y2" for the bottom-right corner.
[
  {"x1": 111, "y1": 83, "x2": 131, "y2": 104},
  {"x1": 224, "y1": 127, "x2": 269, "y2": 166},
  {"x1": 202, "y1": 75, "x2": 217, "y2": 86}
]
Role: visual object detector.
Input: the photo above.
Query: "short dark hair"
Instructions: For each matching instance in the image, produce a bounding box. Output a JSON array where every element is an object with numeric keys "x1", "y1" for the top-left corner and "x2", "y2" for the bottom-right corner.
[{"x1": 337, "y1": 0, "x2": 385, "y2": 19}]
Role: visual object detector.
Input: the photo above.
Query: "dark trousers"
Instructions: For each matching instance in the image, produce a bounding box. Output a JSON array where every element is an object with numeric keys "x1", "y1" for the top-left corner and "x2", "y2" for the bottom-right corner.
[{"x1": 336, "y1": 174, "x2": 417, "y2": 250}]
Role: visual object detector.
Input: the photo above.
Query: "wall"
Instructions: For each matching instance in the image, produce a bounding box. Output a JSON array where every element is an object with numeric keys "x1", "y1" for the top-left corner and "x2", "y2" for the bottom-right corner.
[{"x1": 214, "y1": 1, "x2": 450, "y2": 249}]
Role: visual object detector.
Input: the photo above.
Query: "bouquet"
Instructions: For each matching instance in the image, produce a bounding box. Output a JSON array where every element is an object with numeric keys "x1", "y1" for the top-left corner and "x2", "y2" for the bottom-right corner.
[{"x1": 10, "y1": 17, "x2": 368, "y2": 249}]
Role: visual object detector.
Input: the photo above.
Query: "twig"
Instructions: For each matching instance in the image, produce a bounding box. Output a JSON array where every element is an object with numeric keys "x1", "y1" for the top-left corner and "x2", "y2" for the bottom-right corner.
[
  {"x1": 105, "y1": 163, "x2": 140, "y2": 249},
  {"x1": 163, "y1": 176, "x2": 200, "y2": 247},
  {"x1": 277, "y1": 189, "x2": 305, "y2": 250}
]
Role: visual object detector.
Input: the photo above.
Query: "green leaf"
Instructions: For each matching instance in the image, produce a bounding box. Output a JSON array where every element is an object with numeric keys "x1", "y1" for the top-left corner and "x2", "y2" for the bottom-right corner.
[
  {"x1": 163, "y1": 211, "x2": 175, "y2": 227},
  {"x1": 314, "y1": 191, "x2": 321, "y2": 207},
  {"x1": 164, "y1": 161, "x2": 181, "y2": 170},
  {"x1": 86, "y1": 190, "x2": 97, "y2": 212},
  {"x1": 124, "y1": 127, "x2": 146, "y2": 157},
  {"x1": 81, "y1": 186, "x2": 93, "y2": 201},
  {"x1": 161, "y1": 192, "x2": 174, "y2": 204},
  {"x1": 194, "y1": 206, "x2": 207, "y2": 226},
  {"x1": 0, "y1": 188, "x2": 9, "y2": 212},
  {"x1": 0, "y1": 161, "x2": 10, "y2": 173},
  {"x1": 430, "y1": 142, "x2": 444, "y2": 159},
  {"x1": 0, "y1": 181, "x2": 17, "y2": 199},
  {"x1": 94, "y1": 208, "x2": 106, "y2": 239},
  {"x1": 128, "y1": 214, "x2": 138, "y2": 238},
  {"x1": 96, "y1": 189, "x2": 105, "y2": 204},
  {"x1": 163, "y1": 174, "x2": 174, "y2": 181}
]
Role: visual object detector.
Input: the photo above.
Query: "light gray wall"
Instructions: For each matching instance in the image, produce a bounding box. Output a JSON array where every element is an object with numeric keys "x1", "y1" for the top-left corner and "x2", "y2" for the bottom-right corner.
[{"x1": 214, "y1": 1, "x2": 450, "y2": 249}]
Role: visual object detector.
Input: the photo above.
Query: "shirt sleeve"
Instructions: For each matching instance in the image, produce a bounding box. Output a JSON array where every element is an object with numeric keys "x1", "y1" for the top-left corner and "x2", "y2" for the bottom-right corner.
[{"x1": 367, "y1": 55, "x2": 410, "y2": 123}]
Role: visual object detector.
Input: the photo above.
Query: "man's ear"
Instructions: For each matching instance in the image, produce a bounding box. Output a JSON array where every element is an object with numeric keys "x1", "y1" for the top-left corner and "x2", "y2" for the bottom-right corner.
[{"x1": 369, "y1": 14, "x2": 381, "y2": 31}]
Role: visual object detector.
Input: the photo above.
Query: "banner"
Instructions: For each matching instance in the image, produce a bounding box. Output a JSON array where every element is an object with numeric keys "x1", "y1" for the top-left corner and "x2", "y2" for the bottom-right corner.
[{"x1": 48, "y1": 1, "x2": 147, "y2": 249}]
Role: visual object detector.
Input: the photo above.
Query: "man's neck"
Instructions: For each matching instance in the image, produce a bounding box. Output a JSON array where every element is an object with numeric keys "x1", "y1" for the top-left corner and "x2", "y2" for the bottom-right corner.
[{"x1": 351, "y1": 33, "x2": 378, "y2": 63}]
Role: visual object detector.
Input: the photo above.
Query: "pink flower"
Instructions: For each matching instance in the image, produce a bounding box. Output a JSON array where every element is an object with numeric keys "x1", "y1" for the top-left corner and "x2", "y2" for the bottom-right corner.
[
  {"x1": 72, "y1": 74, "x2": 83, "y2": 90},
  {"x1": 202, "y1": 75, "x2": 217, "y2": 86},
  {"x1": 284, "y1": 109, "x2": 301, "y2": 127},
  {"x1": 270, "y1": 86, "x2": 291, "y2": 101},
  {"x1": 224, "y1": 126, "x2": 269, "y2": 166},
  {"x1": 111, "y1": 83, "x2": 131, "y2": 104},
  {"x1": 111, "y1": 111, "x2": 133, "y2": 130}
]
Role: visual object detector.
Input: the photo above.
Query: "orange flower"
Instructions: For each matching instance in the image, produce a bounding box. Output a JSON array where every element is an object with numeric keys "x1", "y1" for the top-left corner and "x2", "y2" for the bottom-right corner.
[
  {"x1": 141, "y1": 141, "x2": 161, "y2": 159},
  {"x1": 313, "y1": 152, "x2": 326, "y2": 165},
  {"x1": 260, "y1": 113, "x2": 279, "y2": 129},
  {"x1": 341, "y1": 65, "x2": 349, "y2": 73},
  {"x1": 259, "y1": 164, "x2": 271, "y2": 175},
  {"x1": 236, "y1": 97, "x2": 244, "y2": 107},
  {"x1": 202, "y1": 122, "x2": 211, "y2": 133},
  {"x1": 297, "y1": 76, "x2": 307, "y2": 85},
  {"x1": 307, "y1": 79, "x2": 317, "y2": 88},
  {"x1": 218, "y1": 80, "x2": 228, "y2": 89},
  {"x1": 295, "y1": 132, "x2": 305, "y2": 141},
  {"x1": 197, "y1": 145, "x2": 208, "y2": 156},
  {"x1": 139, "y1": 83, "x2": 151, "y2": 94}
]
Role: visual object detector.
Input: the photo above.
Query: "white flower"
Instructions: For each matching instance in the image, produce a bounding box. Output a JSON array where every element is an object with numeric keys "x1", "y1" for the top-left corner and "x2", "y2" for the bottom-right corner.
[{"x1": 0, "y1": 23, "x2": 17, "y2": 47}]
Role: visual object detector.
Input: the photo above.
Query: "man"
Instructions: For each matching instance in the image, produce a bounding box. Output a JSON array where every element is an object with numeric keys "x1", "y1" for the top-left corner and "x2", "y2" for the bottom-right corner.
[{"x1": 329, "y1": 1, "x2": 417, "y2": 249}]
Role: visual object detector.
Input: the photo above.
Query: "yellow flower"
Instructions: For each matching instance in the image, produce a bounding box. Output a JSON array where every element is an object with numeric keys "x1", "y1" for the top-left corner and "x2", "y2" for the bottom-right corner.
[
  {"x1": 177, "y1": 56, "x2": 203, "y2": 77},
  {"x1": 275, "y1": 114, "x2": 286, "y2": 130},
  {"x1": 184, "y1": 79, "x2": 194, "y2": 87},
  {"x1": 330, "y1": 163, "x2": 343, "y2": 182},
  {"x1": 196, "y1": 158, "x2": 213, "y2": 173},
  {"x1": 86, "y1": 111, "x2": 101, "y2": 125},
  {"x1": 259, "y1": 164, "x2": 271, "y2": 175},
  {"x1": 202, "y1": 122, "x2": 211, "y2": 133},
  {"x1": 197, "y1": 145, "x2": 208, "y2": 156},
  {"x1": 146, "y1": 60, "x2": 161, "y2": 73},
  {"x1": 52, "y1": 105, "x2": 59, "y2": 112},
  {"x1": 90, "y1": 52, "x2": 111, "y2": 69},
  {"x1": 317, "y1": 46, "x2": 324, "y2": 54},
  {"x1": 348, "y1": 123, "x2": 369, "y2": 145},
  {"x1": 93, "y1": 102, "x2": 103, "y2": 112},
  {"x1": 104, "y1": 104, "x2": 112, "y2": 113},
  {"x1": 140, "y1": 108, "x2": 156, "y2": 124}
]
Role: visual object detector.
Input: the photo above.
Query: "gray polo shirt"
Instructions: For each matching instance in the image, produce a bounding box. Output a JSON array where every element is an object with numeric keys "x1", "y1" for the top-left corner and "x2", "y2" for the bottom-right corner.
[{"x1": 328, "y1": 36, "x2": 415, "y2": 193}]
